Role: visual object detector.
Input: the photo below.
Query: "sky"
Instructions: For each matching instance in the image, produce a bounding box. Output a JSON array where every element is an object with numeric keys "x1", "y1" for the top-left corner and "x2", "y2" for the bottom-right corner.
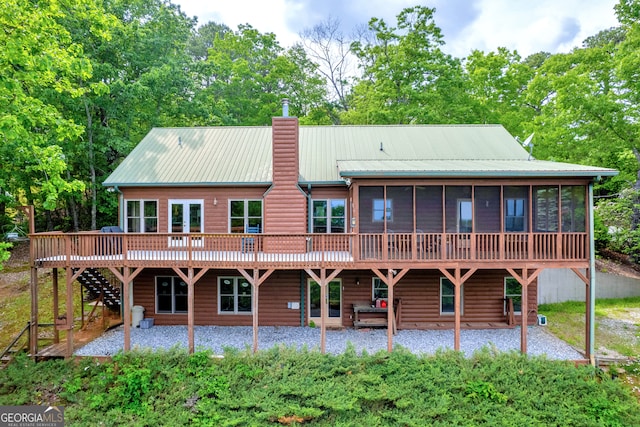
[{"x1": 174, "y1": 0, "x2": 620, "y2": 59}]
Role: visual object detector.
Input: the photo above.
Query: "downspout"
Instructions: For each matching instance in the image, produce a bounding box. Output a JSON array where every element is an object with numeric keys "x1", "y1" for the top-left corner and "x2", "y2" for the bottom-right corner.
[{"x1": 588, "y1": 182, "x2": 596, "y2": 360}]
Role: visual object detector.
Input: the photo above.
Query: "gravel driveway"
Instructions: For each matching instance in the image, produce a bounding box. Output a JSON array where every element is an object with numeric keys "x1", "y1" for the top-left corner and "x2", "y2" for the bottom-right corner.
[{"x1": 75, "y1": 325, "x2": 584, "y2": 360}]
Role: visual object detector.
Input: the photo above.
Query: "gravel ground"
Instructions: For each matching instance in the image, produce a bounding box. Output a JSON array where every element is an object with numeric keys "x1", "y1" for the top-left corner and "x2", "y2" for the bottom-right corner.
[{"x1": 75, "y1": 325, "x2": 584, "y2": 360}]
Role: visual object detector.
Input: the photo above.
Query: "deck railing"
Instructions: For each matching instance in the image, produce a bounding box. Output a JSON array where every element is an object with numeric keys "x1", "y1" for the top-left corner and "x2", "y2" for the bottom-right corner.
[{"x1": 31, "y1": 231, "x2": 588, "y2": 269}]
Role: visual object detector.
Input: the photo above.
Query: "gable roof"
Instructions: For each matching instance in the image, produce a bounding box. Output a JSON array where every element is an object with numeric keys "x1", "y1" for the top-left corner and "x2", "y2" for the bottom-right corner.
[{"x1": 103, "y1": 124, "x2": 617, "y2": 187}]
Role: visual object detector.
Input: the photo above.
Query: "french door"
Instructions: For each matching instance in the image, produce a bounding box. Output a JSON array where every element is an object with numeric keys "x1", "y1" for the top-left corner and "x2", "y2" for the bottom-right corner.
[
  {"x1": 308, "y1": 279, "x2": 342, "y2": 327},
  {"x1": 169, "y1": 200, "x2": 203, "y2": 247}
]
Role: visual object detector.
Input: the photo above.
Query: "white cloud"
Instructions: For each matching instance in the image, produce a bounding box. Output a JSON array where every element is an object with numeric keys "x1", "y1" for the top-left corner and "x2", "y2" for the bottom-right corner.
[
  {"x1": 446, "y1": 0, "x2": 619, "y2": 58},
  {"x1": 175, "y1": 0, "x2": 620, "y2": 58}
]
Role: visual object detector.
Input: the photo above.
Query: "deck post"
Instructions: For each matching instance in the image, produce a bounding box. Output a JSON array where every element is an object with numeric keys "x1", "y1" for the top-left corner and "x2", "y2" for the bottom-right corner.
[
  {"x1": 187, "y1": 268, "x2": 195, "y2": 354},
  {"x1": 387, "y1": 270, "x2": 394, "y2": 352},
  {"x1": 30, "y1": 267, "x2": 38, "y2": 357},
  {"x1": 123, "y1": 267, "x2": 131, "y2": 352},
  {"x1": 319, "y1": 269, "x2": 327, "y2": 353},
  {"x1": 521, "y1": 269, "x2": 528, "y2": 354},
  {"x1": 52, "y1": 268, "x2": 59, "y2": 343},
  {"x1": 252, "y1": 269, "x2": 259, "y2": 353},
  {"x1": 65, "y1": 267, "x2": 74, "y2": 358},
  {"x1": 454, "y1": 268, "x2": 461, "y2": 351}
]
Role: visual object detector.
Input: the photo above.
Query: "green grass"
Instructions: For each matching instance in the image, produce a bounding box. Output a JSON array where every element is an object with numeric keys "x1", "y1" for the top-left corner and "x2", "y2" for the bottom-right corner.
[
  {"x1": 1, "y1": 347, "x2": 639, "y2": 426},
  {"x1": 0, "y1": 269, "x2": 82, "y2": 353},
  {"x1": 539, "y1": 297, "x2": 640, "y2": 358}
]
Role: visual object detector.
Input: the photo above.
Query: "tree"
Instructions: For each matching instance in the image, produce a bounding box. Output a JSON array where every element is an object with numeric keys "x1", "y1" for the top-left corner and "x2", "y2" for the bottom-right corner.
[
  {"x1": 300, "y1": 17, "x2": 358, "y2": 118},
  {"x1": 0, "y1": 0, "x2": 113, "y2": 230},
  {"x1": 193, "y1": 24, "x2": 327, "y2": 125},
  {"x1": 525, "y1": 27, "x2": 636, "y2": 193},
  {"x1": 53, "y1": 0, "x2": 197, "y2": 229},
  {"x1": 344, "y1": 6, "x2": 471, "y2": 124},
  {"x1": 463, "y1": 48, "x2": 537, "y2": 137}
]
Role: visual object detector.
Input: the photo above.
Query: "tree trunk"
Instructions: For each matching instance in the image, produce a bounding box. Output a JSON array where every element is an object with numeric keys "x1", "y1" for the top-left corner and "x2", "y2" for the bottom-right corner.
[
  {"x1": 83, "y1": 96, "x2": 97, "y2": 231},
  {"x1": 65, "y1": 170, "x2": 79, "y2": 232}
]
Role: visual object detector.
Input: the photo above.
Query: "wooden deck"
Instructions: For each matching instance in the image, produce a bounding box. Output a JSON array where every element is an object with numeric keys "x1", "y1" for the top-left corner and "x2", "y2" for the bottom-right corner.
[{"x1": 31, "y1": 231, "x2": 589, "y2": 270}]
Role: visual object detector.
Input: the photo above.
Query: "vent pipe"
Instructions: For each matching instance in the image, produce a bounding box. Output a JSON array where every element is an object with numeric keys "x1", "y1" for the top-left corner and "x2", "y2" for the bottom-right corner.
[{"x1": 282, "y1": 98, "x2": 289, "y2": 117}]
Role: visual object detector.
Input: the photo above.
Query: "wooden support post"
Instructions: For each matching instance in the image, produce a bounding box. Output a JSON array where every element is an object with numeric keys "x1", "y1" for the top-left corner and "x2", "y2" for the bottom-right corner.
[
  {"x1": 387, "y1": 270, "x2": 395, "y2": 352},
  {"x1": 305, "y1": 268, "x2": 341, "y2": 354},
  {"x1": 123, "y1": 268, "x2": 131, "y2": 352},
  {"x1": 439, "y1": 267, "x2": 476, "y2": 352},
  {"x1": 319, "y1": 269, "x2": 327, "y2": 353},
  {"x1": 65, "y1": 267, "x2": 74, "y2": 358},
  {"x1": 521, "y1": 272, "x2": 529, "y2": 354},
  {"x1": 454, "y1": 268, "x2": 462, "y2": 351},
  {"x1": 236, "y1": 268, "x2": 273, "y2": 354},
  {"x1": 80, "y1": 281, "x2": 85, "y2": 329},
  {"x1": 252, "y1": 269, "x2": 259, "y2": 353},
  {"x1": 187, "y1": 268, "x2": 195, "y2": 354},
  {"x1": 52, "y1": 268, "x2": 59, "y2": 343},
  {"x1": 30, "y1": 267, "x2": 38, "y2": 357},
  {"x1": 506, "y1": 267, "x2": 542, "y2": 355}
]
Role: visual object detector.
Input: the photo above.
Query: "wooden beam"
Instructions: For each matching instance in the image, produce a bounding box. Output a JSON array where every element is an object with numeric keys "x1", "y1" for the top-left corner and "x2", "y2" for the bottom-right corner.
[
  {"x1": 454, "y1": 268, "x2": 461, "y2": 351},
  {"x1": 65, "y1": 267, "x2": 74, "y2": 358},
  {"x1": 187, "y1": 269, "x2": 195, "y2": 353},
  {"x1": 30, "y1": 267, "x2": 38, "y2": 357},
  {"x1": 252, "y1": 269, "x2": 259, "y2": 353},
  {"x1": 52, "y1": 268, "x2": 59, "y2": 343},
  {"x1": 571, "y1": 267, "x2": 589, "y2": 285},
  {"x1": 122, "y1": 267, "x2": 131, "y2": 352}
]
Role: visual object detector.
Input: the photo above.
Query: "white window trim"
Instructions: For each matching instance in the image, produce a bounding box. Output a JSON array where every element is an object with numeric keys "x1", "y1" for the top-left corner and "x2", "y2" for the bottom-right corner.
[
  {"x1": 312, "y1": 198, "x2": 346, "y2": 233},
  {"x1": 229, "y1": 199, "x2": 263, "y2": 233},
  {"x1": 504, "y1": 277, "x2": 522, "y2": 315},
  {"x1": 440, "y1": 277, "x2": 463, "y2": 315},
  {"x1": 218, "y1": 277, "x2": 253, "y2": 315},
  {"x1": 155, "y1": 276, "x2": 188, "y2": 314},
  {"x1": 125, "y1": 199, "x2": 158, "y2": 233},
  {"x1": 168, "y1": 199, "x2": 204, "y2": 233}
]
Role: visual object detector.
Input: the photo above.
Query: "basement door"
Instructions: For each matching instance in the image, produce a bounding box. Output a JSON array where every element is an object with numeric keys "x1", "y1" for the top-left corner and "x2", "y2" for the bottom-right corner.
[
  {"x1": 169, "y1": 200, "x2": 203, "y2": 247},
  {"x1": 308, "y1": 279, "x2": 342, "y2": 327}
]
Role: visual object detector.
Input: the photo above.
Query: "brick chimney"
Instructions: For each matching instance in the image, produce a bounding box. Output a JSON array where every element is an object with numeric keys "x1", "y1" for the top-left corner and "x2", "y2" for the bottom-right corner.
[{"x1": 263, "y1": 109, "x2": 307, "y2": 239}]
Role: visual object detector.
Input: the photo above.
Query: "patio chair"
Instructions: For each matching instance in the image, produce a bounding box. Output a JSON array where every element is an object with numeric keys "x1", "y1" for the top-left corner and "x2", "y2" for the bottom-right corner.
[{"x1": 242, "y1": 225, "x2": 260, "y2": 252}]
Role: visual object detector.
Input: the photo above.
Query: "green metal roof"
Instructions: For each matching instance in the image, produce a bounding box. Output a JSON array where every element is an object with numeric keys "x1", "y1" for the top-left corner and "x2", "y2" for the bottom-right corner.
[
  {"x1": 103, "y1": 124, "x2": 617, "y2": 187},
  {"x1": 337, "y1": 159, "x2": 618, "y2": 178}
]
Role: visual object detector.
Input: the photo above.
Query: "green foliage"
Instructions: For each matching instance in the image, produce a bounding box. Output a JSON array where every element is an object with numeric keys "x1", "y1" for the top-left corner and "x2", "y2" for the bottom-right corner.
[
  {"x1": 0, "y1": 241, "x2": 11, "y2": 270},
  {"x1": 1, "y1": 347, "x2": 639, "y2": 426}
]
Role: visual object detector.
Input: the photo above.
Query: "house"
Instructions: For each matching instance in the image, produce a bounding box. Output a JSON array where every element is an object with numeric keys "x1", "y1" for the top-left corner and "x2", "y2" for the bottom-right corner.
[{"x1": 29, "y1": 107, "x2": 617, "y2": 359}]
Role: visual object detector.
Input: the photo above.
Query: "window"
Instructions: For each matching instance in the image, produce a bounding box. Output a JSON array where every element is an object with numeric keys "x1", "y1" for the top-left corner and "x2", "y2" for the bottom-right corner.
[
  {"x1": 312, "y1": 199, "x2": 346, "y2": 233},
  {"x1": 504, "y1": 277, "x2": 522, "y2": 314},
  {"x1": 561, "y1": 186, "x2": 586, "y2": 232},
  {"x1": 505, "y1": 198, "x2": 526, "y2": 232},
  {"x1": 230, "y1": 200, "x2": 262, "y2": 233},
  {"x1": 126, "y1": 200, "x2": 158, "y2": 232},
  {"x1": 458, "y1": 199, "x2": 472, "y2": 232},
  {"x1": 440, "y1": 278, "x2": 463, "y2": 315},
  {"x1": 156, "y1": 277, "x2": 187, "y2": 313},
  {"x1": 218, "y1": 277, "x2": 252, "y2": 314},
  {"x1": 373, "y1": 199, "x2": 393, "y2": 222},
  {"x1": 534, "y1": 186, "x2": 559, "y2": 232},
  {"x1": 372, "y1": 278, "x2": 388, "y2": 300}
]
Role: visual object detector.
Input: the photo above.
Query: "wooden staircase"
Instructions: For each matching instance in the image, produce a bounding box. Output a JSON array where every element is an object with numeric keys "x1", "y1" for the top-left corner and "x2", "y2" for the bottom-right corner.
[
  {"x1": 74, "y1": 268, "x2": 121, "y2": 311},
  {"x1": 1, "y1": 323, "x2": 30, "y2": 368}
]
